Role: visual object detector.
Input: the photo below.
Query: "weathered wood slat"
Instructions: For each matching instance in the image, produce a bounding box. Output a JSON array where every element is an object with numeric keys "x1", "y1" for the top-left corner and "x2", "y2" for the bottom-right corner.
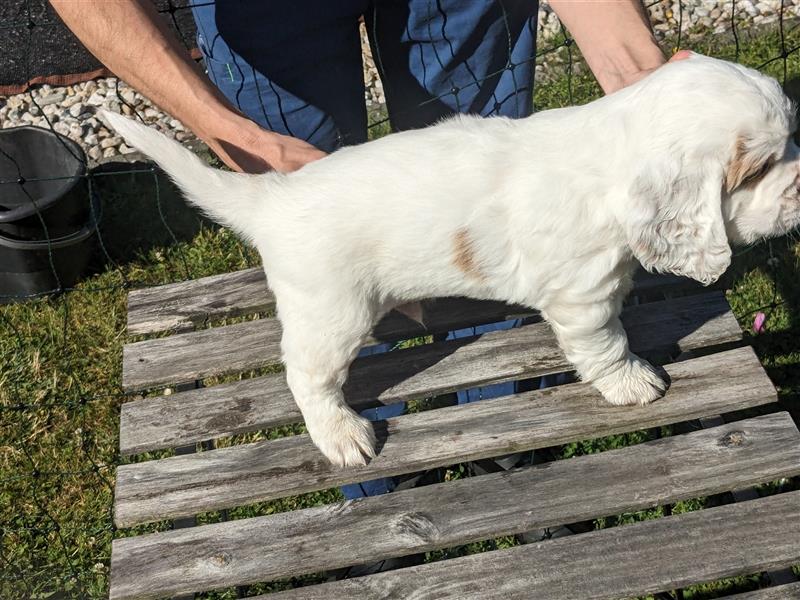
[
  {"x1": 127, "y1": 267, "x2": 271, "y2": 336},
  {"x1": 126, "y1": 266, "x2": 694, "y2": 336},
  {"x1": 123, "y1": 316, "x2": 284, "y2": 392},
  {"x1": 264, "y1": 490, "x2": 800, "y2": 600},
  {"x1": 698, "y1": 415, "x2": 799, "y2": 589},
  {"x1": 724, "y1": 583, "x2": 800, "y2": 599},
  {"x1": 108, "y1": 412, "x2": 800, "y2": 600},
  {"x1": 121, "y1": 290, "x2": 739, "y2": 393},
  {"x1": 119, "y1": 291, "x2": 741, "y2": 454},
  {"x1": 122, "y1": 299, "x2": 521, "y2": 393},
  {"x1": 114, "y1": 347, "x2": 774, "y2": 527}
]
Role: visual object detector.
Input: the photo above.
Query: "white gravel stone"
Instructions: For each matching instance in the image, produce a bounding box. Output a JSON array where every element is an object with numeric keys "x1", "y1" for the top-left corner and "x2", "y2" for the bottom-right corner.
[
  {"x1": 100, "y1": 136, "x2": 122, "y2": 149},
  {"x1": 6, "y1": 96, "x2": 24, "y2": 110},
  {"x1": 61, "y1": 94, "x2": 82, "y2": 108},
  {"x1": 52, "y1": 122, "x2": 70, "y2": 137},
  {"x1": 38, "y1": 92, "x2": 65, "y2": 106},
  {"x1": 120, "y1": 89, "x2": 137, "y2": 105},
  {"x1": 86, "y1": 91, "x2": 106, "y2": 106},
  {"x1": 68, "y1": 103, "x2": 85, "y2": 118}
]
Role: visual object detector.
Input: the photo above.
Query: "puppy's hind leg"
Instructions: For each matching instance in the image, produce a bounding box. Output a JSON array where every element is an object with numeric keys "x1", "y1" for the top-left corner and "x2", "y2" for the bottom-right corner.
[{"x1": 278, "y1": 294, "x2": 379, "y2": 468}]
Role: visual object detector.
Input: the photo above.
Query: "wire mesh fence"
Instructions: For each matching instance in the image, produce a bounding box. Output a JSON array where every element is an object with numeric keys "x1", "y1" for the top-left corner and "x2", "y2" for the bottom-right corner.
[{"x1": 1, "y1": 1, "x2": 800, "y2": 598}]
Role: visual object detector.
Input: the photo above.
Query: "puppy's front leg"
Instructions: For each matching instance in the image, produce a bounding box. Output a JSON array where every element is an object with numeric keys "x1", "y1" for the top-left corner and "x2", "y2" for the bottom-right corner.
[{"x1": 541, "y1": 298, "x2": 667, "y2": 406}]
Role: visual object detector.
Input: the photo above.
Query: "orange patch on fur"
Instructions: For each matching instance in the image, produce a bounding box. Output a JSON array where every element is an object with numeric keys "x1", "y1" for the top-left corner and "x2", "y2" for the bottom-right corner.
[
  {"x1": 453, "y1": 228, "x2": 484, "y2": 280},
  {"x1": 726, "y1": 136, "x2": 773, "y2": 192}
]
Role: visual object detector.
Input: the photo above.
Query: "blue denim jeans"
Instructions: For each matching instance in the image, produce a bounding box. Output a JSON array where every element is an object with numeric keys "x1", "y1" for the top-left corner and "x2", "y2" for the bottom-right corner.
[
  {"x1": 192, "y1": 0, "x2": 538, "y2": 152},
  {"x1": 191, "y1": 0, "x2": 539, "y2": 499}
]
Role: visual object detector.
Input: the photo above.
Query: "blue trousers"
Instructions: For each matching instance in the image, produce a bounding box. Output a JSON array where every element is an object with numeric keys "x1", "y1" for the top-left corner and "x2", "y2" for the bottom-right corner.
[
  {"x1": 192, "y1": 0, "x2": 538, "y2": 151},
  {"x1": 191, "y1": 0, "x2": 539, "y2": 498}
]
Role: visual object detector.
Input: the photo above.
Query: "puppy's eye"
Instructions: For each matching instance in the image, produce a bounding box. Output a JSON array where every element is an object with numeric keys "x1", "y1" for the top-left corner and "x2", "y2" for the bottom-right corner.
[{"x1": 742, "y1": 158, "x2": 774, "y2": 186}]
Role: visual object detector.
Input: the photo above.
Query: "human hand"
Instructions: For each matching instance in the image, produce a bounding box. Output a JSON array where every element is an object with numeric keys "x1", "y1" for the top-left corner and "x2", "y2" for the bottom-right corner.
[
  {"x1": 615, "y1": 49, "x2": 694, "y2": 91},
  {"x1": 199, "y1": 114, "x2": 327, "y2": 174},
  {"x1": 50, "y1": 0, "x2": 327, "y2": 175}
]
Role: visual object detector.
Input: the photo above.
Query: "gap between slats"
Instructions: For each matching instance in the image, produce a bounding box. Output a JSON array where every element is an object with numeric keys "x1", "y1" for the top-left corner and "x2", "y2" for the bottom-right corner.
[{"x1": 723, "y1": 582, "x2": 800, "y2": 599}]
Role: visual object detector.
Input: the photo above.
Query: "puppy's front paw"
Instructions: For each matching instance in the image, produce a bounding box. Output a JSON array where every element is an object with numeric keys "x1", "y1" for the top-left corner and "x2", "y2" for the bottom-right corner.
[
  {"x1": 594, "y1": 355, "x2": 667, "y2": 406},
  {"x1": 307, "y1": 407, "x2": 377, "y2": 468}
]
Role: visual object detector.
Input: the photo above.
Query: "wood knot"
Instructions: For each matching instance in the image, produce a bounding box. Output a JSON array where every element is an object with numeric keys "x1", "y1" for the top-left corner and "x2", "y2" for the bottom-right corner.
[
  {"x1": 391, "y1": 512, "x2": 440, "y2": 543},
  {"x1": 207, "y1": 552, "x2": 232, "y2": 568},
  {"x1": 719, "y1": 430, "x2": 747, "y2": 447}
]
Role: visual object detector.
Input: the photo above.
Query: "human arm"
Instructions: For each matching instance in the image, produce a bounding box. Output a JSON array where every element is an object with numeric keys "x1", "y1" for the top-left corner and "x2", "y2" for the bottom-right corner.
[
  {"x1": 547, "y1": 0, "x2": 667, "y2": 94},
  {"x1": 49, "y1": 0, "x2": 326, "y2": 172}
]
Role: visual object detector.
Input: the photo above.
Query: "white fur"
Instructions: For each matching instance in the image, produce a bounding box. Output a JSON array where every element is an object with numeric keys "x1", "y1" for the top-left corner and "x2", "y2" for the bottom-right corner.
[{"x1": 101, "y1": 54, "x2": 800, "y2": 467}]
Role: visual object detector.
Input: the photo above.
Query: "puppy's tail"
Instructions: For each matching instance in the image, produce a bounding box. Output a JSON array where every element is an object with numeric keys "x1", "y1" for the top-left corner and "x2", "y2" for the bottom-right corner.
[{"x1": 100, "y1": 110, "x2": 269, "y2": 239}]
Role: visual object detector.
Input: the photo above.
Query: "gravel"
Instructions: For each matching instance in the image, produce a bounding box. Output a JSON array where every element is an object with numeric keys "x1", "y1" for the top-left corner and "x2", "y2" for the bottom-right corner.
[
  {"x1": 0, "y1": 78, "x2": 194, "y2": 165},
  {"x1": 0, "y1": 0, "x2": 797, "y2": 164}
]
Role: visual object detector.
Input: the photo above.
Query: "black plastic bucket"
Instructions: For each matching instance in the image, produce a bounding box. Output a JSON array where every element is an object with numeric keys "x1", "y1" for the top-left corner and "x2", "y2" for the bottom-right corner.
[{"x1": 0, "y1": 126, "x2": 97, "y2": 302}]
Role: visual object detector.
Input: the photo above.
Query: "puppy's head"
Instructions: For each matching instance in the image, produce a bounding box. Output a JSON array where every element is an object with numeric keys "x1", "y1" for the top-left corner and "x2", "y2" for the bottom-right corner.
[
  {"x1": 619, "y1": 53, "x2": 798, "y2": 284},
  {"x1": 723, "y1": 125, "x2": 800, "y2": 246}
]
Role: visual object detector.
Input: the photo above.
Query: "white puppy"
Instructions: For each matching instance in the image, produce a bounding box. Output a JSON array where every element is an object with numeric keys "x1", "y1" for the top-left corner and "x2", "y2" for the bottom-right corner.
[{"x1": 103, "y1": 54, "x2": 800, "y2": 468}]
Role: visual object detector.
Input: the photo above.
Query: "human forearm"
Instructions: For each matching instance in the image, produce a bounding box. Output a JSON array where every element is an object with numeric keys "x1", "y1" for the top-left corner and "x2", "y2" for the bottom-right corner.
[
  {"x1": 49, "y1": 0, "x2": 325, "y2": 172},
  {"x1": 50, "y1": 1, "x2": 239, "y2": 142},
  {"x1": 548, "y1": 0, "x2": 666, "y2": 94}
]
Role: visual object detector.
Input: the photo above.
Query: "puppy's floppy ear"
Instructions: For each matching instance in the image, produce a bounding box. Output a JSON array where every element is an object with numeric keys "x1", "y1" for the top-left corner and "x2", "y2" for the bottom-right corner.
[
  {"x1": 625, "y1": 155, "x2": 731, "y2": 285},
  {"x1": 726, "y1": 135, "x2": 775, "y2": 193}
]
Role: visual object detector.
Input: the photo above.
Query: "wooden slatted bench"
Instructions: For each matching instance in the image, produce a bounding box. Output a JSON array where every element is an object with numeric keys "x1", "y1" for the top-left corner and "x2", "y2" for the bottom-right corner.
[{"x1": 111, "y1": 268, "x2": 800, "y2": 600}]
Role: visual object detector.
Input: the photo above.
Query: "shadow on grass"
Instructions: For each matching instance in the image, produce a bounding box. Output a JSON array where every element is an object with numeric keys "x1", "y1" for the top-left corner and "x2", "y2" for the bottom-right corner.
[
  {"x1": 87, "y1": 160, "x2": 215, "y2": 273},
  {"x1": 723, "y1": 234, "x2": 800, "y2": 424}
]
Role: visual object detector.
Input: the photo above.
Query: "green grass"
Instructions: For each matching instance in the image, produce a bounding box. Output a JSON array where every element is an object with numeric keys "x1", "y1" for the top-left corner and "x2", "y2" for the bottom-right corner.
[{"x1": 3, "y1": 24, "x2": 800, "y2": 599}]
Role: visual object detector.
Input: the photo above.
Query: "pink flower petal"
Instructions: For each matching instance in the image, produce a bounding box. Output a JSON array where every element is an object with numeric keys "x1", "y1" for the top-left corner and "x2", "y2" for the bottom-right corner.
[{"x1": 753, "y1": 312, "x2": 767, "y2": 334}]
